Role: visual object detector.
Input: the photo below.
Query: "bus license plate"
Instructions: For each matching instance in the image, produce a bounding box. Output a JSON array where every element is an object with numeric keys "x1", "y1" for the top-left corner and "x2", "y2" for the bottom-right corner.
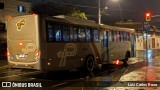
[{"x1": 19, "y1": 54, "x2": 25, "y2": 58}]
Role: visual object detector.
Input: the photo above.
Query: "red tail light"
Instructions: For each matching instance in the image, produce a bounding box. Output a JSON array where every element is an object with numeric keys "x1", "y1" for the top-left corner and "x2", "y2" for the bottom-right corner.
[
  {"x1": 116, "y1": 60, "x2": 120, "y2": 65},
  {"x1": 8, "y1": 16, "x2": 12, "y2": 21},
  {"x1": 19, "y1": 42, "x2": 23, "y2": 46},
  {"x1": 7, "y1": 52, "x2": 10, "y2": 56},
  {"x1": 35, "y1": 50, "x2": 40, "y2": 56}
]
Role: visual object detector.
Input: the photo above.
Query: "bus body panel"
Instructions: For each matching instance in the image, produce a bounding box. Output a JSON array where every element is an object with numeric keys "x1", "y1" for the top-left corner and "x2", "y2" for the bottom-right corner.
[
  {"x1": 109, "y1": 42, "x2": 131, "y2": 64},
  {"x1": 7, "y1": 15, "x2": 41, "y2": 70},
  {"x1": 7, "y1": 15, "x2": 135, "y2": 71},
  {"x1": 44, "y1": 42, "x2": 100, "y2": 71}
]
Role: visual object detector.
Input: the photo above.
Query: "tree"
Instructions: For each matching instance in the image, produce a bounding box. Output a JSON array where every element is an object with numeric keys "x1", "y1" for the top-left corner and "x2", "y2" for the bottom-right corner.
[{"x1": 31, "y1": 2, "x2": 87, "y2": 19}]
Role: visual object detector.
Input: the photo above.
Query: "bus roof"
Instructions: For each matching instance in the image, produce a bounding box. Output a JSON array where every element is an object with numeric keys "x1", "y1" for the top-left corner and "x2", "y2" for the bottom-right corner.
[
  {"x1": 54, "y1": 15, "x2": 98, "y2": 27},
  {"x1": 99, "y1": 24, "x2": 135, "y2": 33}
]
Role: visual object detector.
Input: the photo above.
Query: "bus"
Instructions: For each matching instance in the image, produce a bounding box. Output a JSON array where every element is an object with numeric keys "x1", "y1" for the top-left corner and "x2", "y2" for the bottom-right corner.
[{"x1": 7, "y1": 14, "x2": 135, "y2": 71}]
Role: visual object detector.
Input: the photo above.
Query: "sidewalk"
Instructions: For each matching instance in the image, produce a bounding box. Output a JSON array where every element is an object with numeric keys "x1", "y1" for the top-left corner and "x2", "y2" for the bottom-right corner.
[{"x1": 106, "y1": 57, "x2": 160, "y2": 90}]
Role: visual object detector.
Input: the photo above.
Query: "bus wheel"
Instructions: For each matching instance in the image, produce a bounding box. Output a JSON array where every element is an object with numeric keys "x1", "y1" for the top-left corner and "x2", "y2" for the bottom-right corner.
[
  {"x1": 125, "y1": 52, "x2": 130, "y2": 61},
  {"x1": 85, "y1": 56, "x2": 95, "y2": 72},
  {"x1": 123, "y1": 52, "x2": 130, "y2": 67}
]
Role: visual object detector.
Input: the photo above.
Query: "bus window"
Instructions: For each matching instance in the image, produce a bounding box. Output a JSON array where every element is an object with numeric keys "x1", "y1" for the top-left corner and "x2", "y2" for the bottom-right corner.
[
  {"x1": 73, "y1": 27, "x2": 78, "y2": 42},
  {"x1": 110, "y1": 30, "x2": 114, "y2": 42},
  {"x1": 127, "y1": 32, "x2": 130, "y2": 41},
  {"x1": 78, "y1": 27, "x2": 86, "y2": 42},
  {"x1": 86, "y1": 28, "x2": 92, "y2": 42},
  {"x1": 61, "y1": 25, "x2": 69, "y2": 42},
  {"x1": 120, "y1": 31, "x2": 123, "y2": 42},
  {"x1": 46, "y1": 22, "x2": 62, "y2": 42},
  {"x1": 101, "y1": 31, "x2": 108, "y2": 47},
  {"x1": 113, "y1": 31, "x2": 117, "y2": 42},
  {"x1": 100, "y1": 31, "x2": 104, "y2": 47},
  {"x1": 70, "y1": 27, "x2": 73, "y2": 41},
  {"x1": 104, "y1": 31, "x2": 108, "y2": 47},
  {"x1": 48, "y1": 25, "x2": 54, "y2": 42},
  {"x1": 124, "y1": 32, "x2": 127, "y2": 41},
  {"x1": 116, "y1": 31, "x2": 120, "y2": 42},
  {"x1": 55, "y1": 25, "x2": 62, "y2": 42},
  {"x1": 93, "y1": 29, "x2": 99, "y2": 42}
]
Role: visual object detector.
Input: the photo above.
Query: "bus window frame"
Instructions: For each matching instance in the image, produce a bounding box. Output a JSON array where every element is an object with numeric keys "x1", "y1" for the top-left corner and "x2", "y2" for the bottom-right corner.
[{"x1": 46, "y1": 20, "x2": 71, "y2": 43}]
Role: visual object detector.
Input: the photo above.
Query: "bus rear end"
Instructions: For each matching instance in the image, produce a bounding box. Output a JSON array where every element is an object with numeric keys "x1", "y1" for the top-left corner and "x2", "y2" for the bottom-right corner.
[{"x1": 7, "y1": 15, "x2": 41, "y2": 70}]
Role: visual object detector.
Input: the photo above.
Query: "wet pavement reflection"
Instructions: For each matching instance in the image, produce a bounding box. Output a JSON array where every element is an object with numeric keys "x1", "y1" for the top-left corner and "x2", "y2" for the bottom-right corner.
[{"x1": 1, "y1": 50, "x2": 160, "y2": 90}]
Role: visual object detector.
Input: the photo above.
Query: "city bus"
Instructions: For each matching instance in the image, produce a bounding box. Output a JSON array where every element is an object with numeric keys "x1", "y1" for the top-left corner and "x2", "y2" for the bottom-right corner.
[{"x1": 7, "y1": 14, "x2": 135, "y2": 71}]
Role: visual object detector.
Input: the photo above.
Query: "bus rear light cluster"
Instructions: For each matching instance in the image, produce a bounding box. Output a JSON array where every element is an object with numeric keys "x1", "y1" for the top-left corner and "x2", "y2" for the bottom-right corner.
[
  {"x1": 19, "y1": 42, "x2": 23, "y2": 46},
  {"x1": 35, "y1": 50, "x2": 40, "y2": 56},
  {"x1": 8, "y1": 16, "x2": 12, "y2": 21},
  {"x1": 116, "y1": 60, "x2": 120, "y2": 65},
  {"x1": 7, "y1": 52, "x2": 10, "y2": 56}
]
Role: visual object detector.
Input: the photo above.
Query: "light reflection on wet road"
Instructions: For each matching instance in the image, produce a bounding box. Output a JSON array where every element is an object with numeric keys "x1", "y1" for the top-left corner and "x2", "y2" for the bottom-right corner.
[{"x1": 0, "y1": 50, "x2": 160, "y2": 90}]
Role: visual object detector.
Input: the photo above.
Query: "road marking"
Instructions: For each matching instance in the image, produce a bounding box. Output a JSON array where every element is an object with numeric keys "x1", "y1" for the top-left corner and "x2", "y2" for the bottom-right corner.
[
  {"x1": 0, "y1": 71, "x2": 40, "y2": 79},
  {"x1": 52, "y1": 82, "x2": 68, "y2": 87}
]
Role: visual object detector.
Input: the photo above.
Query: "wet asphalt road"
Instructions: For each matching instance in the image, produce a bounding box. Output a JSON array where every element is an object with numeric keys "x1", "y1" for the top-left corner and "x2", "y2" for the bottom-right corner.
[{"x1": 0, "y1": 50, "x2": 159, "y2": 90}]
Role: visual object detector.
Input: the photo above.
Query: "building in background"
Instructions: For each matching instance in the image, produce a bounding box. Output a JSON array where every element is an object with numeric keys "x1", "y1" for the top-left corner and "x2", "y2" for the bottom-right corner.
[
  {"x1": 0, "y1": 0, "x2": 31, "y2": 23},
  {"x1": 0, "y1": 0, "x2": 31, "y2": 59},
  {"x1": 115, "y1": 20, "x2": 160, "y2": 51}
]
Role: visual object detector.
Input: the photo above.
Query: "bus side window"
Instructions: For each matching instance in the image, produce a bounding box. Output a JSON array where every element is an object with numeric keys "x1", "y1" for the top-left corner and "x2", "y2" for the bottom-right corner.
[
  {"x1": 78, "y1": 27, "x2": 86, "y2": 42},
  {"x1": 123, "y1": 31, "x2": 126, "y2": 41},
  {"x1": 93, "y1": 29, "x2": 99, "y2": 42},
  {"x1": 70, "y1": 27, "x2": 78, "y2": 42},
  {"x1": 114, "y1": 31, "x2": 117, "y2": 42},
  {"x1": 120, "y1": 31, "x2": 123, "y2": 42},
  {"x1": 101, "y1": 31, "x2": 108, "y2": 47},
  {"x1": 55, "y1": 25, "x2": 62, "y2": 42},
  {"x1": 100, "y1": 31, "x2": 104, "y2": 47},
  {"x1": 86, "y1": 28, "x2": 92, "y2": 42},
  {"x1": 61, "y1": 25, "x2": 69, "y2": 42},
  {"x1": 104, "y1": 31, "x2": 108, "y2": 47},
  {"x1": 70, "y1": 27, "x2": 74, "y2": 41},
  {"x1": 47, "y1": 24, "x2": 54, "y2": 42},
  {"x1": 127, "y1": 32, "x2": 130, "y2": 41},
  {"x1": 117, "y1": 31, "x2": 120, "y2": 42},
  {"x1": 111, "y1": 30, "x2": 114, "y2": 42}
]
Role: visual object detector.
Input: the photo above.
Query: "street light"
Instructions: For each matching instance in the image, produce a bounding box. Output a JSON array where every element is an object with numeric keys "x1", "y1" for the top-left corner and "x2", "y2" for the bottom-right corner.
[{"x1": 98, "y1": 0, "x2": 119, "y2": 25}]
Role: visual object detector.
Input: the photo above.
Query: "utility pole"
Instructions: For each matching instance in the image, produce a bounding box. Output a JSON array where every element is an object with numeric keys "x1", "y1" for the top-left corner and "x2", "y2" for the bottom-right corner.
[{"x1": 98, "y1": 0, "x2": 101, "y2": 25}]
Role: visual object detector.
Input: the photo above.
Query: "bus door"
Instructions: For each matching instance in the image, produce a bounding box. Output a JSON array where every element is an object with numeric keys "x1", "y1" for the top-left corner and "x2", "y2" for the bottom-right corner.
[
  {"x1": 131, "y1": 33, "x2": 135, "y2": 57},
  {"x1": 101, "y1": 31, "x2": 109, "y2": 63}
]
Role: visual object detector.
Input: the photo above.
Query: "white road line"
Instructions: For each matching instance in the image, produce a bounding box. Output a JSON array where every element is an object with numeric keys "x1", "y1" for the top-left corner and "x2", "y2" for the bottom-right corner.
[
  {"x1": 52, "y1": 82, "x2": 68, "y2": 87},
  {"x1": 0, "y1": 71, "x2": 40, "y2": 79}
]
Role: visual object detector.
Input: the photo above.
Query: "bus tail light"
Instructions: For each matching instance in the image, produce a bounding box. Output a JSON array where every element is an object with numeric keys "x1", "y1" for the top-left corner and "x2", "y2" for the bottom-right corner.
[
  {"x1": 116, "y1": 60, "x2": 120, "y2": 65},
  {"x1": 35, "y1": 50, "x2": 40, "y2": 56},
  {"x1": 8, "y1": 16, "x2": 12, "y2": 21},
  {"x1": 7, "y1": 52, "x2": 10, "y2": 56},
  {"x1": 19, "y1": 42, "x2": 23, "y2": 46}
]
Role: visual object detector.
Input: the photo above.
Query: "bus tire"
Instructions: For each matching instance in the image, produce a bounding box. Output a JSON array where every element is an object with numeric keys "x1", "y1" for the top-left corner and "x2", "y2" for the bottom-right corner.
[
  {"x1": 125, "y1": 51, "x2": 130, "y2": 61},
  {"x1": 84, "y1": 56, "x2": 95, "y2": 72},
  {"x1": 123, "y1": 52, "x2": 130, "y2": 67}
]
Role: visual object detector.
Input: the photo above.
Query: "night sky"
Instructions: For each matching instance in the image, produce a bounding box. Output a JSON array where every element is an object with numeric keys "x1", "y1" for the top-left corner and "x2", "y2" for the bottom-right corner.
[{"x1": 22, "y1": 0, "x2": 160, "y2": 24}]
